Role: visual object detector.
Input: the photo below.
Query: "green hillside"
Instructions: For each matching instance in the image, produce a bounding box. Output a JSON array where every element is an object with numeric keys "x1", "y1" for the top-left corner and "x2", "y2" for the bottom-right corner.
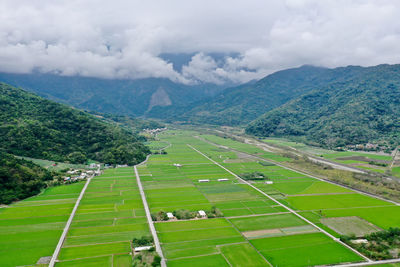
[
  {"x1": 246, "y1": 64, "x2": 400, "y2": 148},
  {"x1": 0, "y1": 152, "x2": 53, "y2": 204},
  {"x1": 153, "y1": 65, "x2": 378, "y2": 125},
  {"x1": 0, "y1": 83, "x2": 149, "y2": 165},
  {"x1": 0, "y1": 73, "x2": 225, "y2": 117}
]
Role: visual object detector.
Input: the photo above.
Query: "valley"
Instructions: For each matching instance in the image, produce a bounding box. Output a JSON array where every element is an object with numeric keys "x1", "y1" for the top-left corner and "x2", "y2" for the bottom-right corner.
[
  {"x1": 2, "y1": 2, "x2": 400, "y2": 266},
  {"x1": 2, "y1": 129, "x2": 399, "y2": 266}
]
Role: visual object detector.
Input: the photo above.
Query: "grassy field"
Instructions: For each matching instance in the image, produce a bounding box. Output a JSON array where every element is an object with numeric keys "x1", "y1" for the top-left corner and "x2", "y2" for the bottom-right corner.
[
  {"x1": 56, "y1": 167, "x2": 150, "y2": 266},
  {"x1": 0, "y1": 182, "x2": 85, "y2": 266},
  {"x1": 138, "y1": 131, "x2": 383, "y2": 266},
  {"x1": 251, "y1": 233, "x2": 364, "y2": 266},
  {"x1": 2, "y1": 129, "x2": 398, "y2": 267},
  {"x1": 18, "y1": 156, "x2": 91, "y2": 171}
]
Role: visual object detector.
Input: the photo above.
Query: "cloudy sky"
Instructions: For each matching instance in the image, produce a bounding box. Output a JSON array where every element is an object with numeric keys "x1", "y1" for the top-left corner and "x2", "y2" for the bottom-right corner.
[{"x1": 1, "y1": 0, "x2": 400, "y2": 84}]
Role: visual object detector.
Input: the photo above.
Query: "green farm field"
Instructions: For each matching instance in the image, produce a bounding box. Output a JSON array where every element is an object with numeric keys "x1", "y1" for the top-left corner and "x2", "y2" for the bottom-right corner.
[
  {"x1": 140, "y1": 131, "x2": 394, "y2": 266},
  {"x1": 1, "y1": 129, "x2": 399, "y2": 267},
  {"x1": 251, "y1": 233, "x2": 364, "y2": 266},
  {"x1": 0, "y1": 182, "x2": 84, "y2": 267},
  {"x1": 56, "y1": 167, "x2": 149, "y2": 266}
]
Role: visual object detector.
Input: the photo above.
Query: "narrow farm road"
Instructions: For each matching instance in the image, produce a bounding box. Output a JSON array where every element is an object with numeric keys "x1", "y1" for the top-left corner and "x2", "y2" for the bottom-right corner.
[
  {"x1": 134, "y1": 165, "x2": 166, "y2": 267},
  {"x1": 48, "y1": 177, "x2": 92, "y2": 267}
]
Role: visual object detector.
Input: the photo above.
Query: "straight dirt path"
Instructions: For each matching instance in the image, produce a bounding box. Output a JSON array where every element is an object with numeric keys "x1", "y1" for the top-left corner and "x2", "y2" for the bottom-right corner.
[
  {"x1": 187, "y1": 144, "x2": 372, "y2": 264},
  {"x1": 134, "y1": 165, "x2": 166, "y2": 267},
  {"x1": 48, "y1": 177, "x2": 92, "y2": 267}
]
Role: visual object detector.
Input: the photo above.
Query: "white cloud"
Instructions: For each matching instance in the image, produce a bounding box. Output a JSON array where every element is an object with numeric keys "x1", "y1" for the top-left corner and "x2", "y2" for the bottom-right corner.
[{"x1": 0, "y1": 0, "x2": 400, "y2": 84}]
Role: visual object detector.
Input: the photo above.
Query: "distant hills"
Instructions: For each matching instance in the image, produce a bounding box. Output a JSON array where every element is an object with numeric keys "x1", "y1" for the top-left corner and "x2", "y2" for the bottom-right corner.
[
  {"x1": 0, "y1": 73, "x2": 226, "y2": 117},
  {"x1": 0, "y1": 83, "x2": 149, "y2": 165},
  {"x1": 152, "y1": 65, "x2": 332, "y2": 125},
  {"x1": 1, "y1": 63, "x2": 399, "y2": 148},
  {"x1": 246, "y1": 64, "x2": 400, "y2": 147}
]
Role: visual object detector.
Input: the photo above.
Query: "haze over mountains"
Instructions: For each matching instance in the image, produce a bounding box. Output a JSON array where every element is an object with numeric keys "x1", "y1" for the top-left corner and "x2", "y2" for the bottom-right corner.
[
  {"x1": 1, "y1": 63, "x2": 399, "y2": 148},
  {"x1": 0, "y1": 72, "x2": 227, "y2": 117}
]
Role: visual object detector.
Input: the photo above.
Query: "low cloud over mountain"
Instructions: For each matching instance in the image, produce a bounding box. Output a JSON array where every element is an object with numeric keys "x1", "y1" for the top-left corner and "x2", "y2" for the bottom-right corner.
[{"x1": 1, "y1": 0, "x2": 400, "y2": 84}]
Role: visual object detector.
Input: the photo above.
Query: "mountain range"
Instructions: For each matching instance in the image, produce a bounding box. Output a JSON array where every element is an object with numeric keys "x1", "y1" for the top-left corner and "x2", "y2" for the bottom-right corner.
[
  {"x1": 0, "y1": 72, "x2": 226, "y2": 117},
  {"x1": 1, "y1": 63, "x2": 399, "y2": 148}
]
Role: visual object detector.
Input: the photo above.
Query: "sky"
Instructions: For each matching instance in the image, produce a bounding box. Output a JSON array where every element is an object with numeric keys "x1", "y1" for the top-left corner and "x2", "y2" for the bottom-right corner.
[{"x1": 1, "y1": 0, "x2": 400, "y2": 84}]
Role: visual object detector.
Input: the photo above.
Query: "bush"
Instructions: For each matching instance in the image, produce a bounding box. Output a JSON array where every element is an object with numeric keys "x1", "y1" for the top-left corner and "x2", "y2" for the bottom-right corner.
[
  {"x1": 173, "y1": 209, "x2": 196, "y2": 220},
  {"x1": 152, "y1": 255, "x2": 161, "y2": 267},
  {"x1": 240, "y1": 172, "x2": 266, "y2": 180},
  {"x1": 132, "y1": 236, "x2": 153, "y2": 247}
]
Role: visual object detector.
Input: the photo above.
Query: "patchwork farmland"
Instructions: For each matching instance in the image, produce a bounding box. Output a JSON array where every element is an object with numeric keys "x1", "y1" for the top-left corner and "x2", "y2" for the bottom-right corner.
[
  {"x1": 137, "y1": 131, "x2": 400, "y2": 266},
  {"x1": 56, "y1": 167, "x2": 150, "y2": 266},
  {"x1": 1, "y1": 130, "x2": 399, "y2": 266}
]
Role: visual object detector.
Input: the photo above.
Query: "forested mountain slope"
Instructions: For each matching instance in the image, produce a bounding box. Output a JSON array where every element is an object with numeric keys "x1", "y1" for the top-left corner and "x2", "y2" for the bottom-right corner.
[
  {"x1": 0, "y1": 73, "x2": 225, "y2": 117},
  {"x1": 152, "y1": 65, "x2": 373, "y2": 125},
  {"x1": 0, "y1": 83, "x2": 149, "y2": 165},
  {"x1": 0, "y1": 152, "x2": 53, "y2": 204},
  {"x1": 246, "y1": 64, "x2": 400, "y2": 147}
]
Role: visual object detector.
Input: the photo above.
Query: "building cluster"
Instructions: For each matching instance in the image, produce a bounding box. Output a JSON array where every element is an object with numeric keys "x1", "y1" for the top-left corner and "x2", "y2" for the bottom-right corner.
[
  {"x1": 63, "y1": 163, "x2": 101, "y2": 182},
  {"x1": 165, "y1": 210, "x2": 207, "y2": 221},
  {"x1": 339, "y1": 143, "x2": 392, "y2": 152},
  {"x1": 143, "y1": 127, "x2": 167, "y2": 135}
]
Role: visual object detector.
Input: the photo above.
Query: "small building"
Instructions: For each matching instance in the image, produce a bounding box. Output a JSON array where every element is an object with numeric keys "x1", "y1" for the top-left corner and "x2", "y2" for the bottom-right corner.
[
  {"x1": 351, "y1": 239, "x2": 368, "y2": 244},
  {"x1": 89, "y1": 163, "x2": 97, "y2": 169},
  {"x1": 218, "y1": 178, "x2": 229, "y2": 182},
  {"x1": 173, "y1": 163, "x2": 182, "y2": 167},
  {"x1": 198, "y1": 179, "x2": 210, "y2": 183},
  {"x1": 198, "y1": 210, "x2": 207, "y2": 218},
  {"x1": 134, "y1": 246, "x2": 153, "y2": 252},
  {"x1": 265, "y1": 181, "x2": 273, "y2": 184},
  {"x1": 63, "y1": 177, "x2": 71, "y2": 181},
  {"x1": 167, "y1": 212, "x2": 174, "y2": 219}
]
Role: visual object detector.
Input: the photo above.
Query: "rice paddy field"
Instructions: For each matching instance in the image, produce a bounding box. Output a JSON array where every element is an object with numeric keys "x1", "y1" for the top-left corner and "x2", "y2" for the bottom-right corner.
[
  {"x1": 56, "y1": 167, "x2": 149, "y2": 266},
  {"x1": 136, "y1": 130, "x2": 400, "y2": 266},
  {"x1": 1, "y1": 130, "x2": 399, "y2": 267},
  {"x1": 0, "y1": 182, "x2": 85, "y2": 266}
]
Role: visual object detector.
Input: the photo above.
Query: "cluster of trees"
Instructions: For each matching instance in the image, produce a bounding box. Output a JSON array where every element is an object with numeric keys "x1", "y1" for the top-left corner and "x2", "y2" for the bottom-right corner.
[
  {"x1": 151, "y1": 206, "x2": 223, "y2": 221},
  {"x1": 132, "y1": 236, "x2": 154, "y2": 247},
  {"x1": 341, "y1": 228, "x2": 400, "y2": 260},
  {"x1": 0, "y1": 152, "x2": 54, "y2": 204},
  {"x1": 0, "y1": 83, "x2": 150, "y2": 165},
  {"x1": 132, "y1": 236, "x2": 160, "y2": 267},
  {"x1": 240, "y1": 172, "x2": 267, "y2": 181}
]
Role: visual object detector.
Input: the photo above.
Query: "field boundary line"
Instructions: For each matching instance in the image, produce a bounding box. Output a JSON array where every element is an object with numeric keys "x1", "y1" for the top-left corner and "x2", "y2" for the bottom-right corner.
[
  {"x1": 196, "y1": 135, "x2": 400, "y2": 206},
  {"x1": 48, "y1": 177, "x2": 92, "y2": 267},
  {"x1": 134, "y1": 165, "x2": 166, "y2": 267},
  {"x1": 329, "y1": 258, "x2": 400, "y2": 267},
  {"x1": 188, "y1": 144, "x2": 372, "y2": 264},
  {"x1": 225, "y1": 217, "x2": 273, "y2": 266}
]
